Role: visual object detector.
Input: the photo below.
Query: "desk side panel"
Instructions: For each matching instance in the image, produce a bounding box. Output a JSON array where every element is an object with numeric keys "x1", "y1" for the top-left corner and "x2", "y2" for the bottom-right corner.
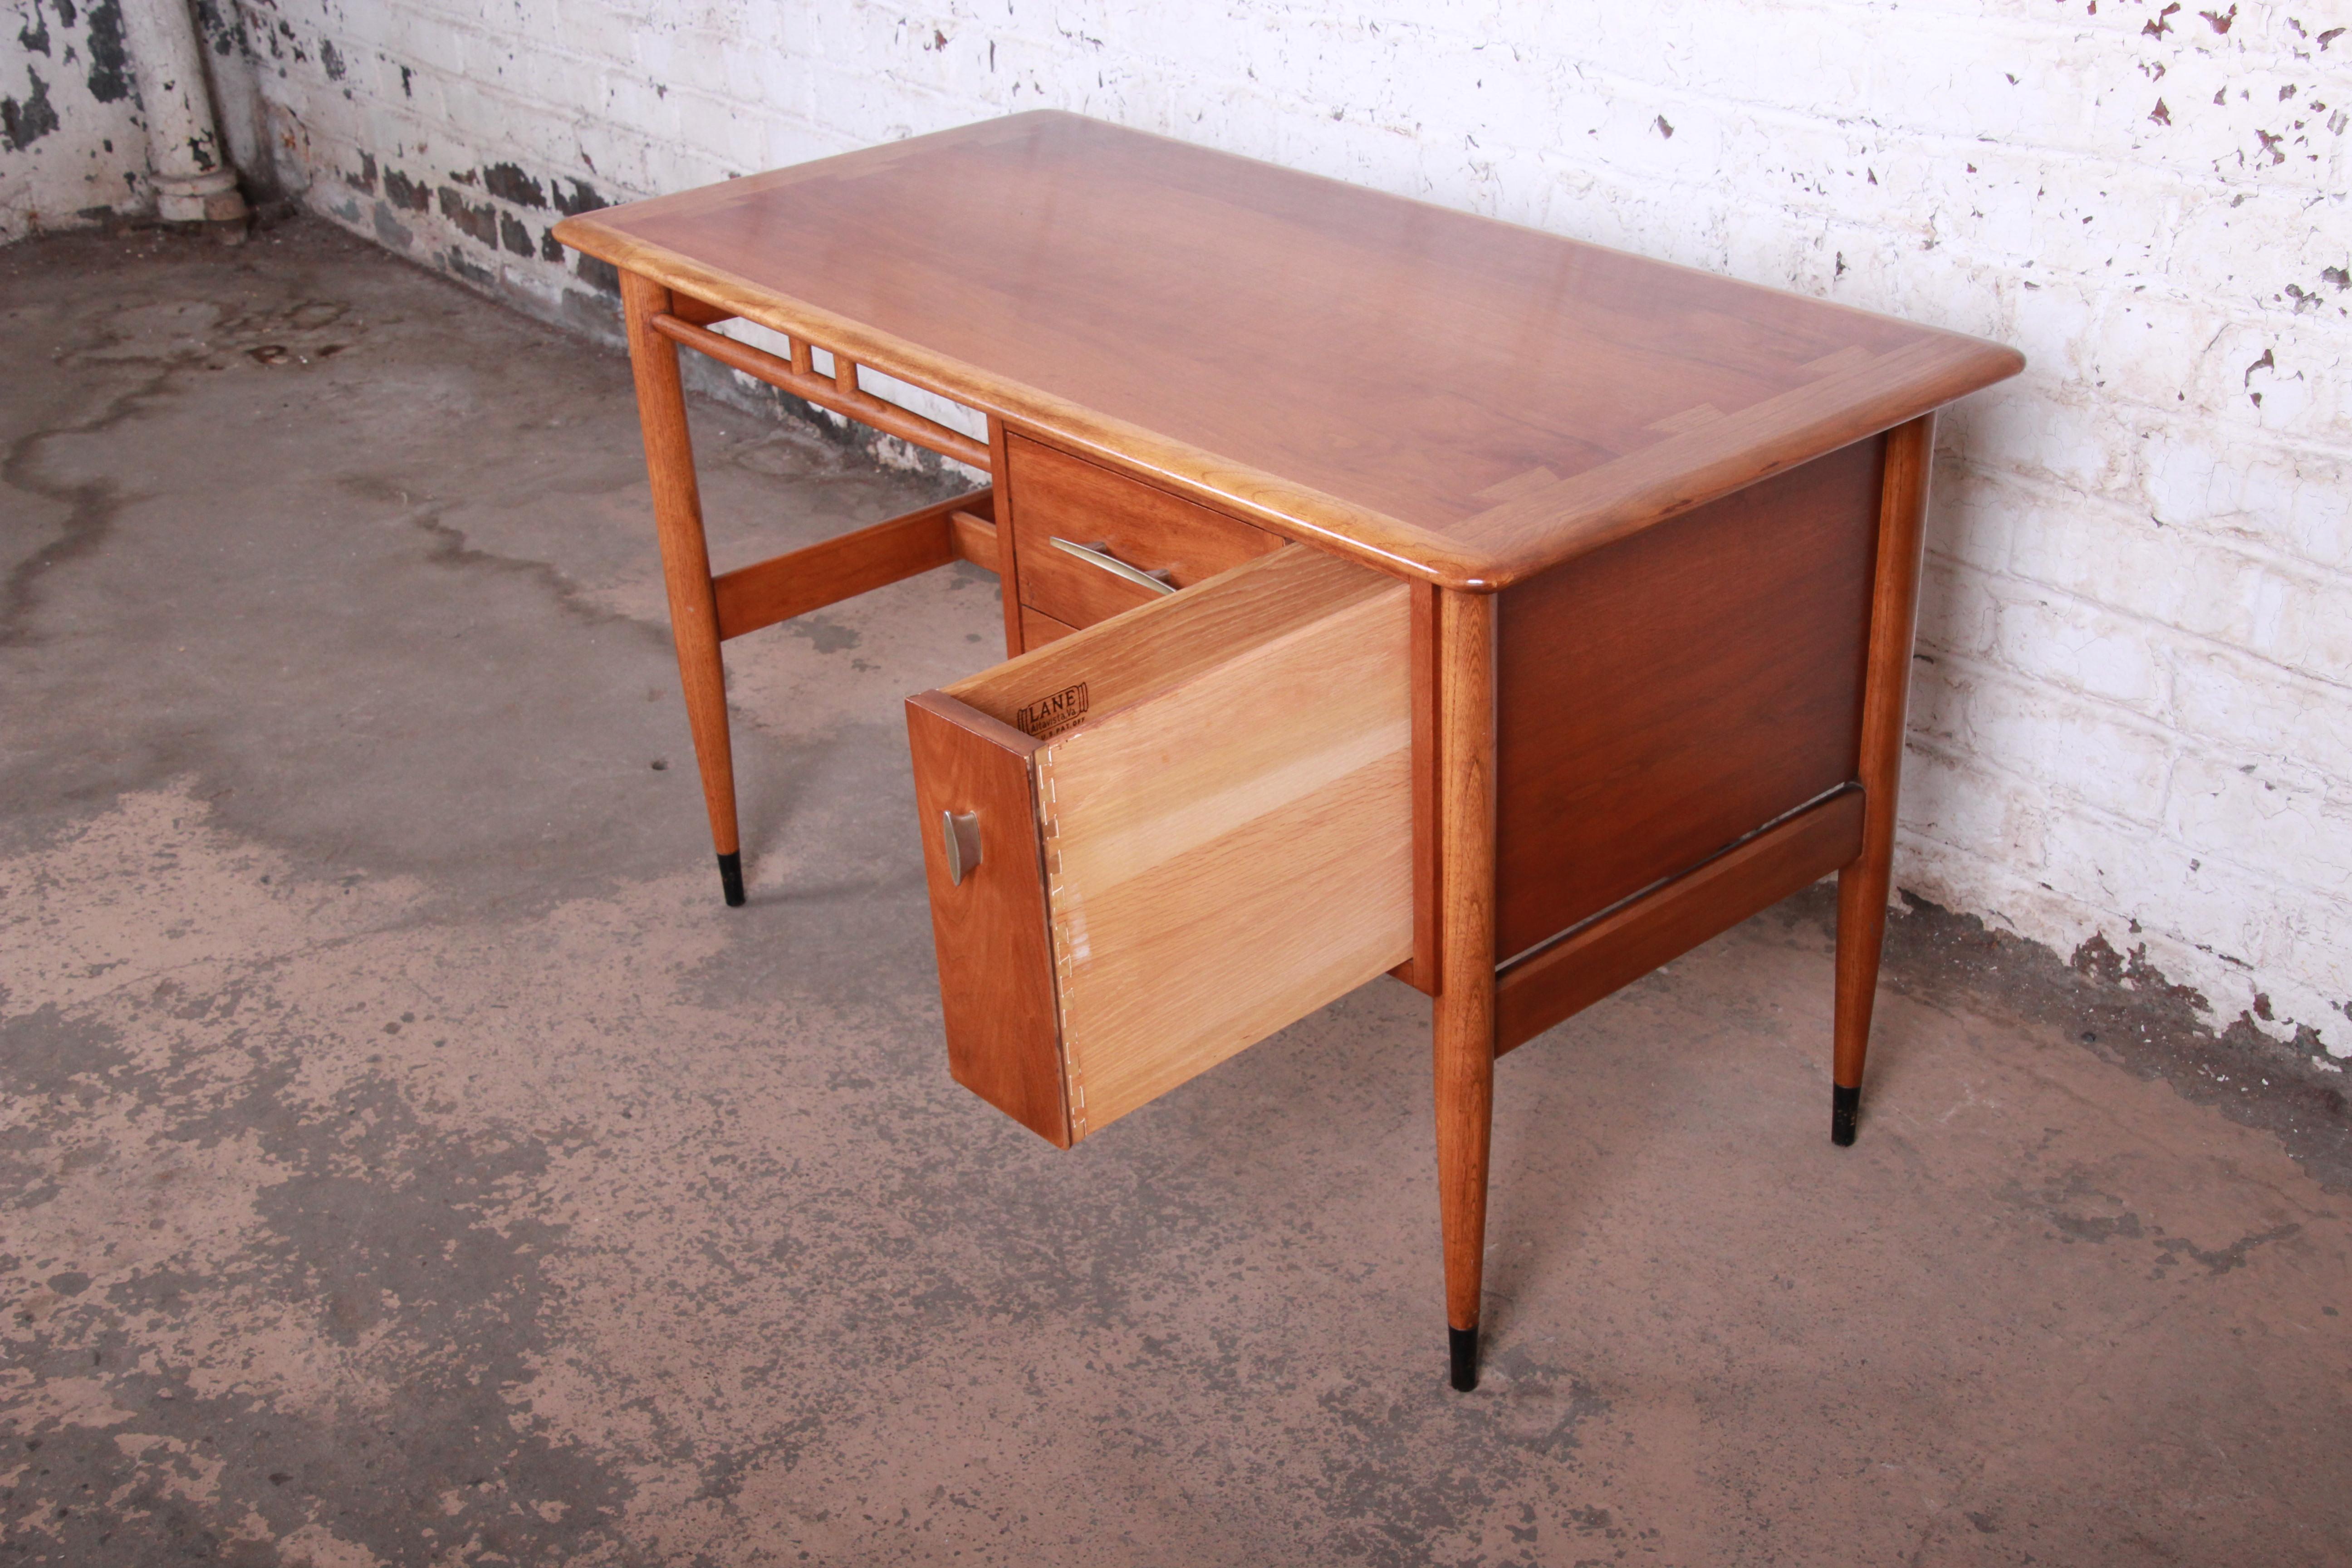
[{"x1": 1494, "y1": 436, "x2": 1884, "y2": 960}]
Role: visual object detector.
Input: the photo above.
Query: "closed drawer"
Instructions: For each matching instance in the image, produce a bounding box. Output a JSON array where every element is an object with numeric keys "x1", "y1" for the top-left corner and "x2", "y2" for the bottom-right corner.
[
  {"x1": 906, "y1": 545, "x2": 1412, "y2": 1146},
  {"x1": 1007, "y1": 434, "x2": 1284, "y2": 631}
]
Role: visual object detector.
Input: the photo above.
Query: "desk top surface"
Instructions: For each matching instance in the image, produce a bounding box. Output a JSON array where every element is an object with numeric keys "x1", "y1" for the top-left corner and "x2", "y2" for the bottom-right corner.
[{"x1": 555, "y1": 112, "x2": 2020, "y2": 589}]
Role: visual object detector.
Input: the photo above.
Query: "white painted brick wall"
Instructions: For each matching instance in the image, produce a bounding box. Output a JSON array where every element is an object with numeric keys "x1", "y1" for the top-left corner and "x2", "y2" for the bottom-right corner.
[
  {"x1": 0, "y1": 0, "x2": 151, "y2": 240},
  {"x1": 228, "y1": 0, "x2": 2352, "y2": 1058}
]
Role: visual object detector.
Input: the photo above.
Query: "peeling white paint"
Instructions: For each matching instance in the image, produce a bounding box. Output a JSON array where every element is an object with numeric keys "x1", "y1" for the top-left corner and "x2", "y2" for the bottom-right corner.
[{"x1": 0, "y1": 0, "x2": 152, "y2": 240}]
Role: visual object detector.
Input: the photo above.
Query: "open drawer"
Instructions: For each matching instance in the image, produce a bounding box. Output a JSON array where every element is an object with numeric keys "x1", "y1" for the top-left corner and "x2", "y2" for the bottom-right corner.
[{"x1": 906, "y1": 545, "x2": 1414, "y2": 1146}]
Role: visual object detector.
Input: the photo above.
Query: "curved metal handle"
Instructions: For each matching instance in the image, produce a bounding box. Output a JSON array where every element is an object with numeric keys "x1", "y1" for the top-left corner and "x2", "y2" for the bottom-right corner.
[
  {"x1": 941, "y1": 809, "x2": 982, "y2": 887},
  {"x1": 1049, "y1": 537, "x2": 1178, "y2": 595}
]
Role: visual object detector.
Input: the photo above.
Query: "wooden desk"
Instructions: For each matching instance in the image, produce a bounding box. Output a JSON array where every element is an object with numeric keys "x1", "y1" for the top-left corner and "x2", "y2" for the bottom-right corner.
[{"x1": 552, "y1": 110, "x2": 2023, "y2": 1392}]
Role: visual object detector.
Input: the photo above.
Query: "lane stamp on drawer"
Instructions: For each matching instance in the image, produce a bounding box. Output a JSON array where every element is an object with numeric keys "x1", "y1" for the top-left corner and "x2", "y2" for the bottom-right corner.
[{"x1": 1015, "y1": 681, "x2": 1089, "y2": 740}]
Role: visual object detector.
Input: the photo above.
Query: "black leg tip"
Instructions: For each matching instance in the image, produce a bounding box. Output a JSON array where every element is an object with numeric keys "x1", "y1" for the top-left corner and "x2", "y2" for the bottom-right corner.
[
  {"x1": 1831, "y1": 1083, "x2": 1860, "y2": 1147},
  {"x1": 1448, "y1": 1324, "x2": 1480, "y2": 1392},
  {"x1": 717, "y1": 851, "x2": 746, "y2": 908}
]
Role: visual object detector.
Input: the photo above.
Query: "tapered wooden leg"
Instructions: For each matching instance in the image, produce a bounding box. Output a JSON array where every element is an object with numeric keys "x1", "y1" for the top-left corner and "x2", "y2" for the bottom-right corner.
[
  {"x1": 1833, "y1": 413, "x2": 1937, "y2": 1143},
  {"x1": 621, "y1": 270, "x2": 745, "y2": 907},
  {"x1": 1434, "y1": 587, "x2": 1498, "y2": 1390}
]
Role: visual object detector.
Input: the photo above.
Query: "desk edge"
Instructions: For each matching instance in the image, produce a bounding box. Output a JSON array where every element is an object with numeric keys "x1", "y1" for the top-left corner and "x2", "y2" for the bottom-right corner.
[{"x1": 553, "y1": 212, "x2": 2025, "y2": 592}]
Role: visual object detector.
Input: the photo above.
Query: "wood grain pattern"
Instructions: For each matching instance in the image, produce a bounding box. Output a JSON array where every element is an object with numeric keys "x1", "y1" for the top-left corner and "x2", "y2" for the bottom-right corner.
[
  {"x1": 1035, "y1": 551, "x2": 1412, "y2": 1136},
  {"x1": 906, "y1": 692, "x2": 1069, "y2": 1147},
  {"x1": 1494, "y1": 436, "x2": 1883, "y2": 960},
  {"x1": 1452, "y1": 339, "x2": 2002, "y2": 582},
  {"x1": 620, "y1": 270, "x2": 739, "y2": 863},
  {"x1": 1007, "y1": 434, "x2": 1282, "y2": 629},
  {"x1": 555, "y1": 113, "x2": 2022, "y2": 590},
  {"x1": 1835, "y1": 414, "x2": 1937, "y2": 1091},
  {"x1": 1018, "y1": 604, "x2": 1080, "y2": 648},
  {"x1": 946, "y1": 543, "x2": 1390, "y2": 730},
  {"x1": 1433, "y1": 587, "x2": 1497, "y2": 1337},
  {"x1": 1497, "y1": 788, "x2": 1866, "y2": 1054},
  {"x1": 710, "y1": 488, "x2": 992, "y2": 641}
]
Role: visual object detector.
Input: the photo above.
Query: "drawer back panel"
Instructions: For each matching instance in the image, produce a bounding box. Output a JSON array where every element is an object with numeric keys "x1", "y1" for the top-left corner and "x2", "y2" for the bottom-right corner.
[{"x1": 1494, "y1": 436, "x2": 1884, "y2": 961}]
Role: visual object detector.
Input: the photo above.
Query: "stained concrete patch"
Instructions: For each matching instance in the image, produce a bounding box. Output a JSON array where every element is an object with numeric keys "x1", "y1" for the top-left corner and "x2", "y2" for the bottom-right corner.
[
  {"x1": 3, "y1": 222, "x2": 2350, "y2": 1565},
  {"x1": 1850, "y1": 885, "x2": 2352, "y2": 1192},
  {"x1": 0, "y1": 224, "x2": 970, "y2": 920}
]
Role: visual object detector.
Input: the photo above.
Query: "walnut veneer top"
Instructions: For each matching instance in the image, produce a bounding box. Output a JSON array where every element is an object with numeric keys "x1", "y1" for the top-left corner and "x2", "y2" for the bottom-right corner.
[{"x1": 555, "y1": 111, "x2": 2021, "y2": 590}]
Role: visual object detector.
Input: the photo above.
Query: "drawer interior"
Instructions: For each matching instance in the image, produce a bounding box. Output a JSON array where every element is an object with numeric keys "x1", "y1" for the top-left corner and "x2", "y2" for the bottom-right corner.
[{"x1": 908, "y1": 545, "x2": 1413, "y2": 1145}]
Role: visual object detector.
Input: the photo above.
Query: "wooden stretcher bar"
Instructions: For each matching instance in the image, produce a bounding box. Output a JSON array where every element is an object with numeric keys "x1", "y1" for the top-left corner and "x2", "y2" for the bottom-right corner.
[
  {"x1": 650, "y1": 309, "x2": 991, "y2": 470},
  {"x1": 1493, "y1": 786, "x2": 1866, "y2": 1054},
  {"x1": 711, "y1": 490, "x2": 998, "y2": 643}
]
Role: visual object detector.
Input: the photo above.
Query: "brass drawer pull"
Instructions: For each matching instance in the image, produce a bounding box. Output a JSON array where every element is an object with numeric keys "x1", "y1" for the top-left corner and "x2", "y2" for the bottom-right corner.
[
  {"x1": 1049, "y1": 537, "x2": 1178, "y2": 595},
  {"x1": 941, "y1": 809, "x2": 982, "y2": 886}
]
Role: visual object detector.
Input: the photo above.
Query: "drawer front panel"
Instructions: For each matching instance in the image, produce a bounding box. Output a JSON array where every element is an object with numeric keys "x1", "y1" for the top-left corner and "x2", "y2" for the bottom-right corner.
[
  {"x1": 907, "y1": 693, "x2": 1070, "y2": 1146},
  {"x1": 1007, "y1": 433, "x2": 1283, "y2": 629},
  {"x1": 908, "y1": 545, "x2": 1412, "y2": 1144}
]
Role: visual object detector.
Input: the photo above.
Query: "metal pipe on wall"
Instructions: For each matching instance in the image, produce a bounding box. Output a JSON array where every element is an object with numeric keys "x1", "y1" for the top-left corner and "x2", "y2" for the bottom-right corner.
[{"x1": 118, "y1": 0, "x2": 250, "y2": 226}]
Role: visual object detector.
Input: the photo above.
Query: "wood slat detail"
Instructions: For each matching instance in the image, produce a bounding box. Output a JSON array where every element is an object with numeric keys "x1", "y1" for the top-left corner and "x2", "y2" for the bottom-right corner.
[
  {"x1": 1495, "y1": 788, "x2": 1867, "y2": 1054},
  {"x1": 710, "y1": 488, "x2": 992, "y2": 642},
  {"x1": 649, "y1": 310, "x2": 991, "y2": 470}
]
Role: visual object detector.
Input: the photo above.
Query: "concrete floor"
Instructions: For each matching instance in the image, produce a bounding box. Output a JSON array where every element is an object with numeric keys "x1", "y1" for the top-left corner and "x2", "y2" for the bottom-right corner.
[{"x1": 3, "y1": 221, "x2": 2348, "y2": 1568}]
